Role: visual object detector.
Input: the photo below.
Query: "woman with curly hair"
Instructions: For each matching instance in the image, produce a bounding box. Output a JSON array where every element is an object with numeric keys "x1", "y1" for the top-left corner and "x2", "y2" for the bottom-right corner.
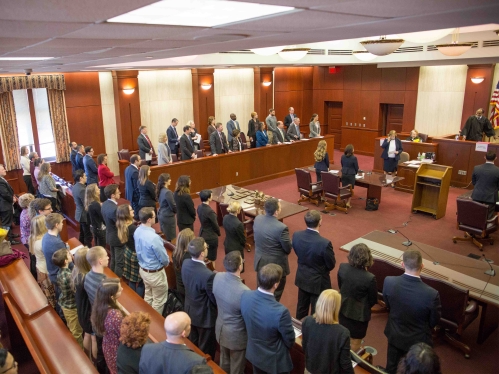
[
  {"x1": 337, "y1": 243, "x2": 377, "y2": 352},
  {"x1": 172, "y1": 228, "x2": 195, "y2": 304},
  {"x1": 157, "y1": 173, "x2": 177, "y2": 241},
  {"x1": 116, "y1": 312, "x2": 151, "y2": 374},
  {"x1": 313, "y1": 139, "x2": 329, "y2": 182},
  {"x1": 91, "y1": 278, "x2": 125, "y2": 374}
]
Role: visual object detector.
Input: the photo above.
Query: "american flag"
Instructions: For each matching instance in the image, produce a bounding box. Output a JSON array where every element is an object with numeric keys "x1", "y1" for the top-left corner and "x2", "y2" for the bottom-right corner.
[{"x1": 490, "y1": 80, "x2": 499, "y2": 128}]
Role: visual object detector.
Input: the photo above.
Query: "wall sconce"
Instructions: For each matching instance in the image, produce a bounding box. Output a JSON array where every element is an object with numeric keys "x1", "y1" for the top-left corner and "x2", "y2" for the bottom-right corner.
[
  {"x1": 123, "y1": 88, "x2": 135, "y2": 94},
  {"x1": 471, "y1": 77, "x2": 484, "y2": 84},
  {"x1": 201, "y1": 83, "x2": 212, "y2": 90},
  {"x1": 262, "y1": 81, "x2": 272, "y2": 87}
]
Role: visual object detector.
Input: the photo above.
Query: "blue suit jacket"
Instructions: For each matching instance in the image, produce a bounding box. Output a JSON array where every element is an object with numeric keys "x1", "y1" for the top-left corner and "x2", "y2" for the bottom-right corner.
[
  {"x1": 124, "y1": 164, "x2": 139, "y2": 203},
  {"x1": 381, "y1": 138, "x2": 403, "y2": 161},
  {"x1": 75, "y1": 153, "x2": 85, "y2": 171},
  {"x1": 241, "y1": 290, "x2": 295, "y2": 373},
  {"x1": 83, "y1": 154, "x2": 98, "y2": 185},
  {"x1": 139, "y1": 341, "x2": 206, "y2": 374},
  {"x1": 167, "y1": 125, "x2": 179, "y2": 154}
]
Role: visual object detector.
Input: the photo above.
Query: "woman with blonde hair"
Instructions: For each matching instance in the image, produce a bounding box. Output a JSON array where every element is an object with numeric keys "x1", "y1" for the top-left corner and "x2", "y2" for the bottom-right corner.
[
  {"x1": 381, "y1": 130, "x2": 403, "y2": 187},
  {"x1": 314, "y1": 140, "x2": 329, "y2": 182},
  {"x1": 157, "y1": 133, "x2": 172, "y2": 165},
  {"x1": 29, "y1": 215, "x2": 56, "y2": 308},
  {"x1": 37, "y1": 162, "x2": 59, "y2": 211},
  {"x1": 71, "y1": 247, "x2": 97, "y2": 360},
  {"x1": 172, "y1": 228, "x2": 195, "y2": 304},
  {"x1": 302, "y1": 289, "x2": 353, "y2": 374},
  {"x1": 137, "y1": 165, "x2": 157, "y2": 220},
  {"x1": 86, "y1": 183, "x2": 106, "y2": 247},
  {"x1": 116, "y1": 204, "x2": 143, "y2": 297},
  {"x1": 341, "y1": 144, "x2": 359, "y2": 208},
  {"x1": 406, "y1": 129, "x2": 421, "y2": 142},
  {"x1": 309, "y1": 113, "x2": 321, "y2": 138},
  {"x1": 117, "y1": 312, "x2": 151, "y2": 374}
]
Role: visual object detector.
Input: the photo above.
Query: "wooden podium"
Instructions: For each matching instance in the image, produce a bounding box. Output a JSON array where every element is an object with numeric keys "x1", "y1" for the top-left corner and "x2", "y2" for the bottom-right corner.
[{"x1": 411, "y1": 164, "x2": 452, "y2": 219}]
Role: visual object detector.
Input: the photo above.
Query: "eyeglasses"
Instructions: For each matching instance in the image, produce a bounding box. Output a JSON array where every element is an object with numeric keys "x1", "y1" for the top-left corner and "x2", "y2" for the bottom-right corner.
[
  {"x1": 0, "y1": 360, "x2": 17, "y2": 373},
  {"x1": 43, "y1": 207, "x2": 53, "y2": 211}
]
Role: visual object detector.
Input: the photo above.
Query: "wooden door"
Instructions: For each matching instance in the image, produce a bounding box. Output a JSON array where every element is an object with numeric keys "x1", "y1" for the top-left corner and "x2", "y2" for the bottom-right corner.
[
  {"x1": 327, "y1": 101, "x2": 343, "y2": 149},
  {"x1": 385, "y1": 104, "x2": 404, "y2": 135}
]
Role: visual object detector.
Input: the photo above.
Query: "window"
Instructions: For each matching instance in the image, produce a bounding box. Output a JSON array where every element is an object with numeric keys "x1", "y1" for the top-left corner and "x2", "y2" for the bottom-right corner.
[{"x1": 12, "y1": 88, "x2": 56, "y2": 161}]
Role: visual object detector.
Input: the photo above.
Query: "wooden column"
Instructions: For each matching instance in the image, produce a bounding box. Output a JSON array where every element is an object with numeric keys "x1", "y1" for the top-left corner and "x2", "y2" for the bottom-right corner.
[
  {"x1": 254, "y1": 67, "x2": 274, "y2": 118},
  {"x1": 112, "y1": 70, "x2": 142, "y2": 152},
  {"x1": 461, "y1": 64, "x2": 495, "y2": 128},
  {"x1": 191, "y1": 68, "x2": 215, "y2": 138}
]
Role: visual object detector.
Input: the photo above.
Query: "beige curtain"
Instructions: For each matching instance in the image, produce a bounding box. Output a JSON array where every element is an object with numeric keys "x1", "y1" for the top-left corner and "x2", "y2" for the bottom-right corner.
[
  {"x1": 47, "y1": 89, "x2": 71, "y2": 162},
  {"x1": 0, "y1": 92, "x2": 21, "y2": 170},
  {"x1": 0, "y1": 74, "x2": 65, "y2": 93}
]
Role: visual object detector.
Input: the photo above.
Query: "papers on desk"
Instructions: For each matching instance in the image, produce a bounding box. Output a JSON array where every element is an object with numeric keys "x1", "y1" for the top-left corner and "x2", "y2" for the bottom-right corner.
[
  {"x1": 293, "y1": 326, "x2": 302, "y2": 338},
  {"x1": 328, "y1": 170, "x2": 340, "y2": 174},
  {"x1": 61, "y1": 185, "x2": 68, "y2": 196},
  {"x1": 70, "y1": 245, "x2": 83, "y2": 256},
  {"x1": 283, "y1": 142, "x2": 293, "y2": 144},
  {"x1": 406, "y1": 164, "x2": 420, "y2": 168},
  {"x1": 355, "y1": 175, "x2": 363, "y2": 179},
  {"x1": 300, "y1": 138, "x2": 310, "y2": 141}
]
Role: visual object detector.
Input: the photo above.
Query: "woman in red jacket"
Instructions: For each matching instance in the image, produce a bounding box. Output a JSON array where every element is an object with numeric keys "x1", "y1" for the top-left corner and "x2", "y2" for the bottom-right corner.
[{"x1": 97, "y1": 153, "x2": 115, "y2": 202}]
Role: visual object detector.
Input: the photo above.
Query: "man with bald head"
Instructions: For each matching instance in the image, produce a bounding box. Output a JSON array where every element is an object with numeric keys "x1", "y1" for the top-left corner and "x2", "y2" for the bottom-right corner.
[
  {"x1": 139, "y1": 311, "x2": 207, "y2": 374},
  {"x1": 462, "y1": 108, "x2": 495, "y2": 141}
]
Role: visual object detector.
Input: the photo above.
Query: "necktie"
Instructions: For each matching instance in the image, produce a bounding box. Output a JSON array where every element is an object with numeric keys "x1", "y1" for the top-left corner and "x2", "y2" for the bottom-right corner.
[
  {"x1": 174, "y1": 126, "x2": 178, "y2": 137},
  {"x1": 144, "y1": 135, "x2": 152, "y2": 148}
]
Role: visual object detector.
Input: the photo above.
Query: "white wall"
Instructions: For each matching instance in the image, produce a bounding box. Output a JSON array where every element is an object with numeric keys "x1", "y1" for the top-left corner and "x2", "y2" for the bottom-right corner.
[
  {"x1": 415, "y1": 65, "x2": 467, "y2": 136},
  {"x1": 139, "y1": 70, "x2": 194, "y2": 147},
  {"x1": 214, "y1": 68, "x2": 254, "y2": 135},
  {"x1": 98, "y1": 72, "x2": 119, "y2": 175}
]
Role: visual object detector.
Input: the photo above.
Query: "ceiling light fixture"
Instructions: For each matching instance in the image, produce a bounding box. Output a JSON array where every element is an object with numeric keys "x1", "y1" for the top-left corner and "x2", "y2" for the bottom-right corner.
[
  {"x1": 201, "y1": 83, "x2": 212, "y2": 90},
  {"x1": 0, "y1": 57, "x2": 53, "y2": 61},
  {"x1": 278, "y1": 48, "x2": 310, "y2": 62},
  {"x1": 435, "y1": 28, "x2": 472, "y2": 56},
  {"x1": 170, "y1": 55, "x2": 198, "y2": 63},
  {"x1": 262, "y1": 81, "x2": 272, "y2": 87},
  {"x1": 352, "y1": 51, "x2": 377, "y2": 61},
  {"x1": 107, "y1": 0, "x2": 294, "y2": 27},
  {"x1": 395, "y1": 28, "x2": 453, "y2": 44},
  {"x1": 251, "y1": 46, "x2": 285, "y2": 56},
  {"x1": 360, "y1": 36, "x2": 404, "y2": 56},
  {"x1": 123, "y1": 88, "x2": 135, "y2": 94},
  {"x1": 471, "y1": 77, "x2": 484, "y2": 84}
]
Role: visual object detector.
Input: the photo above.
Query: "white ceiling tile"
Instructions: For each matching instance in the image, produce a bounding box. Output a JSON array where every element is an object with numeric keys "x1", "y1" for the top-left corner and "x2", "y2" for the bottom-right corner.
[
  {"x1": 38, "y1": 38, "x2": 150, "y2": 48},
  {"x1": 0, "y1": 20, "x2": 89, "y2": 38}
]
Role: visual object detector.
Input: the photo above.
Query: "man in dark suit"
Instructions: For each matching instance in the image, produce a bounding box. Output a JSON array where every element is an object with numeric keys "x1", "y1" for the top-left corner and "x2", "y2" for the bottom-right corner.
[
  {"x1": 72, "y1": 170, "x2": 92, "y2": 247},
  {"x1": 283, "y1": 106, "x2": 297, "y2": 130},
  {"x1": 383, "y1": 250, "x2": 441, "y2": 374},
  {"x1": 179, "y1": 125, "x2": 197, "y2": 161},
  {"x1": 137, "y1": 125, "x2": 155, "y2": 164},
  {"x1": 253, "y1": 198, "x2": 292, "y2": 302},
  {"x1": 274, "y1": 121, "x2": 293, "y2": 144},
  {"x1": 83, "y1": 146, "x2": 98, "y2": 185},
  {"x1": 75, "y1": 144, "x2": 85, "y2": 172},
  {"x1": 462, "y1": 108, "x2": 496, "y2": 141},
  {"x1": 139, "y1": 311, "x2": 206, "y2": 374},
  {"x1": 213, "y1": 251, "x2": 250, "y2": 374},
  {"x1": 167, "y1": 118, "x2": 180, "y2": 155},
  {"x1": 210, "y1": 122, "x2": 231, "y2": 156},
  {"x1": 181, "y1": 237, "x2": 217, "y2": 360},
  {"x1": 69, "y1": 141, "x2": 78, "y2": 175},
  {"x1": 287, "y1": 117, "x2": 301, "y2": 141},
  {"x1": 0, "y1": 164, "x2": 20, "y2": 245},
  {"x1": 471, "y1": 150, "x2": 499, "y2": 218},
  {"x1": 101, "y1": 184, "x2": 125, "y2": 277},
  {"x1": 124, "y1": 154, "x2": 141, "y2": 218},
  {"x1": 241, "y1": 264, "x2": 295, "y2": 374},
  {"x1": 293, "y1": 210, "x2": 336, "y2": 319}
]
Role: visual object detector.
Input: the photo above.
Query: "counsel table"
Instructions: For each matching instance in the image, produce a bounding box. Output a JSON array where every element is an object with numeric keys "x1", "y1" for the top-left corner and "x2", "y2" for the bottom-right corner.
[{"x1": 341, "y1": 230, "x2": 499, "y2": 344}]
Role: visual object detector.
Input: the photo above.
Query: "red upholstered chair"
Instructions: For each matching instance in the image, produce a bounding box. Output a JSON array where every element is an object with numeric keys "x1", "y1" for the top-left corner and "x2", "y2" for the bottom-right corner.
[
  {"x1": 419, "y1": 133, "x2": 429, "y2": 142},
  {"x1": 321, "y1": 171, "x2": 352, "y2": 213},
  {"x1": 117, "y1": 149, "x2": 131, "y2": 161},
  {"x1": 171, "y1": 154, "x2": 178, "y2": 162},
  {"x1": 294, "y1": 168, "x2": 323, "y2": 206},
  {"x1": 239, "y1": 133, "x2": 249, "y2": 149},
  {"x1": 219, "y1": 203, "x2": 229, "y2": 218},
  {"x1": 453, "y1": 199, "x2": 498, "y2": 250}
]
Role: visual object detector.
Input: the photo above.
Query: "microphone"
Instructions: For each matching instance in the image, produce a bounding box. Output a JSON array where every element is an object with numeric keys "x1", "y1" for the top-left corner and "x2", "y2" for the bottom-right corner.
[
  {"x1": 433, "y1": 261, "x2": 440, "y2": 266},
  {"x1": 483, "y1": 254, "x2": 496, "y2": 276}
]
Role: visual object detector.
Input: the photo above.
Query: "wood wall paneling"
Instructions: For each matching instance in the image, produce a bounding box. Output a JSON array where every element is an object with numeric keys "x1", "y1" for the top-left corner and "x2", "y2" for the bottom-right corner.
[
  {"x1": 253, "y1": 67, "x2": 274, "y2": 119},
  {"x1": 192, "y1": 68, "x2": 215, "y2": 139},
  {"x1": 402, "y1": 90, "x2": 418, "y2": 132},
  {"x1": 343, "y1": 66, "x2": 362, "y2": 91},
  {"x1": 64, "y1": 72, "x2": 102, "y2": 108},
  {"x1": 360, "y1": 90, "x2": 380, "y2": 129},
  {"x1": 361, "y1": 65, "x2": 382, "y2": 91},
  {"x1": 381, "y1": 68, "x2": 407, "y2": 91},
  {"x1": 405, "y1": 67, "x2": 420, "y2": 91},
  {"x1": 274, "y1": 67, "x2": 313, "y2": 122},
  {"x1": 379, "y1": 90, "x2": 405, "y2": 105},
  {"x1": 341, "y1": 127, "x2": 381, "y2": 155},
  {"x1": 460, "y1": 64, "x2": 495, "y2": 128}
]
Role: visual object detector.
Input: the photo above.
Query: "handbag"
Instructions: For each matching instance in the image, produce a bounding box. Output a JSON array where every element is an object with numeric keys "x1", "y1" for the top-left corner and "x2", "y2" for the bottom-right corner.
[{"x1": 365, "y1": 198, "x2": 379, "y2": 211}]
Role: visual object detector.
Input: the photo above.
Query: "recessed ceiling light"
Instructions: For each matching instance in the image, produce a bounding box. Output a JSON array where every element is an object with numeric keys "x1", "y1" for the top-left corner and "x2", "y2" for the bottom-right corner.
[
  {"x1": 107, "y1": 0, "x2": 294, "y2": 28},
  {"x1": 0, "y1": 57, "x2": 53, "y2": 61}
]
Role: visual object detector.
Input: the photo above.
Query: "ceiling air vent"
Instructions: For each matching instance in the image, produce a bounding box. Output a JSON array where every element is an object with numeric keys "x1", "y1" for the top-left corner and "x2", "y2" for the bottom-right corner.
[
  {"x1": 483, "y1": 40, "x2": 499, "y2": 47},
  {"x1": 427, "y1": 41, "x2": 478, "y2": 51},
  {"x1": 393, "y1": 46, "x2": 424, "y2": 53},
  {"x1": 307, "y1": 49, "x2": 325, "y2": 55},
  {"x1": 327, "y1": 50, "x2": 353, "y2": 56}
]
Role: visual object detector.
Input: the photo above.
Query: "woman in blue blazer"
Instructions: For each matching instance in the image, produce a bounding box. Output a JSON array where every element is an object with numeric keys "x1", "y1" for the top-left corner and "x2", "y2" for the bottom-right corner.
[
  {"x1": 341, "y1": 144, "x2": 359, "y2": 208},
  {"x1": 256, "y1": 122, "x2": 269, "y2": 147},
  {"x1": 381, "y1": 130, "x2": 403, "y2": 187}
]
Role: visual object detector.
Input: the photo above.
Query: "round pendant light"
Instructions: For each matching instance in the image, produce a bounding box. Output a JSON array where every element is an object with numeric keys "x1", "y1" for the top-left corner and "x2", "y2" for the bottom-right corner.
[
  {"x1": 250, "y1": 46, "x2": 285, "y2": 56},
  {"x1": 352, "y1": 51, "x2": 377, "y2": 61},
  {"x1": 360, "y1": 37, "x2": 404, "y2": 56},
  {"x1": 278, "y1": 48, "x2": 310, "y2": 62},
  {"x1": 435, "y1": 28, "x2": 472, "y2": 57}
]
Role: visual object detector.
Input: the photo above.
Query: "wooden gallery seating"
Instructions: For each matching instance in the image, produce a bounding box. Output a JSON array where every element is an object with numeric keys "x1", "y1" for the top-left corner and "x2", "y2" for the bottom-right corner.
[{"x1": 0, "y1": 259, "x2": 97, "y2": 374}]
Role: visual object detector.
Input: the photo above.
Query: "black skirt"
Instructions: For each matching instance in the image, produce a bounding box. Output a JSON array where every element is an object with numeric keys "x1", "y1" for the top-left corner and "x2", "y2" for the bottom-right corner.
[
  {"x1": 339, "y1": 313, "x2": 369, "y2": 339},
  {"x1": 341, "y1": 174, "x2": 356, "y2": 189},
  {"x1": 383, "y1": 158, "x2": 398, "y2": 173}
]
